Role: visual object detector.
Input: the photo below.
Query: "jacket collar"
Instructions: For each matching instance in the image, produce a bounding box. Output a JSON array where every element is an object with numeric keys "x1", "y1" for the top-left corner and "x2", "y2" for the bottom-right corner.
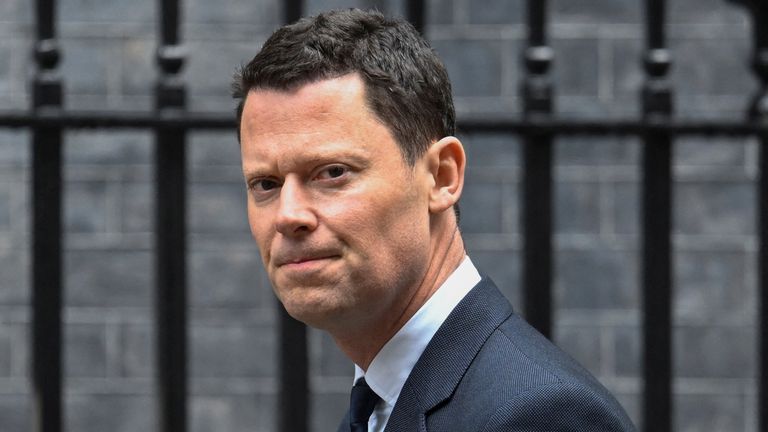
[{"x1": 384, "y1": 277, "x2": 513, "y2": 431}]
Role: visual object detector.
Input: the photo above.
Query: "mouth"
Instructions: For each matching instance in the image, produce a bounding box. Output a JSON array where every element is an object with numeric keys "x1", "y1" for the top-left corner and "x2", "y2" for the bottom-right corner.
[
  {"x1": 274, "y1": 255, "x2": 340, "y2": 279},
  {"x1": 275, "y1": 253, "x2": 340, "y2": 268},
  {"x1": 283, "y1": 256, "x2": 334, "y2": 265}
]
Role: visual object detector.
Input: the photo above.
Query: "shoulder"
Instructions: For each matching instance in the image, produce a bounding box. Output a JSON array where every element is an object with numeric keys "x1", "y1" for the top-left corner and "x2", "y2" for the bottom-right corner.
[
  {"x1": 479, "y1": 379, "x2": 637, "y2": 431},
  {"x1": 426, "y1": 313, "x2": 636, "y2": 431}
]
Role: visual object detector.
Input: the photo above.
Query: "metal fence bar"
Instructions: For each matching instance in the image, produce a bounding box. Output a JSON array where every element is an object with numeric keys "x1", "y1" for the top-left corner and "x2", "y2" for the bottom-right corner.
[
  {"x1": 278, "y1": 301, "x2": 308, "y2": 432},
  {"x1": 31, "y1": 0, "x2": 64, "y2": 431},
  {"x1": 521, "y1": 0, "x2": 554, "y2": 338},
  {"x1": 284, "y1": 0, "x2": 303, "y2": 24},
  {"x1": 155, "y1": 0, "x2": 188, "y2": 430},
  {"x1": 761, "y1": 129, "x2": 768, "y2": 432},
  {"x1": 4, "y1": 111, "x2": 768, "y2": 135},
  {"x1": 407, "y1": 0, "x2": 425, "y2": 35},
  {"x1": 641, "y1": 0, "x2": 674, "y2": 431},
  {"x1": 735, "y1": 2, "x2": 768, "y2": 430}
]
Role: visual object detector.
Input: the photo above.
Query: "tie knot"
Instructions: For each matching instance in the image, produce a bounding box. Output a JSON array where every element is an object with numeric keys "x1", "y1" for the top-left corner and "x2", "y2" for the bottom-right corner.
[{"x1": 350, "y1": 378, "x2": 381, "y2": 432}]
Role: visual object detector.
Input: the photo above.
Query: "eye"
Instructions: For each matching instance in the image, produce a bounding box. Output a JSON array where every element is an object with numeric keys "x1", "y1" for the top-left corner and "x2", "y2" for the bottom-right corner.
[
  {"x1": 316, "y1": 165, "x2": 349, "y2": 180},
  {"x1": 250, "y1": 178, "x2": 282, "y2": 192}
]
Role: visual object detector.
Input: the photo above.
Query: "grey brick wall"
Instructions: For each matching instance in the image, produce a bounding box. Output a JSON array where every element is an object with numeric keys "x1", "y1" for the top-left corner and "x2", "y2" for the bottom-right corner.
[{"x1": 0, "y1": 0, "x2": 759, "y2": 431}]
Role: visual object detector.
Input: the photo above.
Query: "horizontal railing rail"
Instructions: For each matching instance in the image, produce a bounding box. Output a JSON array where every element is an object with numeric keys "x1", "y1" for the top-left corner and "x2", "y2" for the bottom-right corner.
[{"x1": 1, "y1": 111, "x2": 766, "y2": 135}]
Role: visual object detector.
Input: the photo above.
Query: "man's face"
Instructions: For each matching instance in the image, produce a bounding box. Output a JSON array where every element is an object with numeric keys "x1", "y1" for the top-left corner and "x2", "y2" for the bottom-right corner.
[{"x1": 240, "y1": 74, "x2": 433, "y2": 332}]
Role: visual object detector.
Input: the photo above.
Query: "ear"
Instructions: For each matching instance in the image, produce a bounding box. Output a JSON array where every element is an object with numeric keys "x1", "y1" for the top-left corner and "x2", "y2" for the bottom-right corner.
[{"x1": 425, "y1": 136, "x2": 466, "y2": 214}]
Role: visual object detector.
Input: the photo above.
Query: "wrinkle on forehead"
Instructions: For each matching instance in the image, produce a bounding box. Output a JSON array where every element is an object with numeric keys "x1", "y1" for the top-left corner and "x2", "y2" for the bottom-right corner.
[{"x1": 239, "y1": 74, "x2": 401, "y2": 177}]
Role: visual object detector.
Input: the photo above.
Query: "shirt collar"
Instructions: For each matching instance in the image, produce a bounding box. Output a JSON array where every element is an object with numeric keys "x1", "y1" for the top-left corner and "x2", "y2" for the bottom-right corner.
[{"x1": 354, "y1": 256, "x2": 481, "y2": 407}]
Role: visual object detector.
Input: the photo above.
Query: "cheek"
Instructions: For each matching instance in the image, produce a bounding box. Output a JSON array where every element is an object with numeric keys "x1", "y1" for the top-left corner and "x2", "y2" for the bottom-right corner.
[
  {"x1": 363, "y1": 211, "x2": 431, "y2": 295},
  {"x1": 246, "y1": 201, "x2": 259, "y2": 238},
  {"x1": 247, "y1": 201, "x2": 272, "y2": 258},
  {"x1": 325, "y1": 187, "x2": 430, "y2": 255}
]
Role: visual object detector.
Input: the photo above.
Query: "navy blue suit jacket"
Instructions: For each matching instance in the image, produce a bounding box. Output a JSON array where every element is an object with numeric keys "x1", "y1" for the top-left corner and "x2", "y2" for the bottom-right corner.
[{"x1": 338, "y1": 278, "x2": 636, "y2": 431}]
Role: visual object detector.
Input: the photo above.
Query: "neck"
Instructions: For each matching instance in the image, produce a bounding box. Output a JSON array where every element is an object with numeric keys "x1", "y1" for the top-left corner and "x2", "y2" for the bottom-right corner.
[{"x1": 332, "y1": 217, "x2": 466, "y2": 370}]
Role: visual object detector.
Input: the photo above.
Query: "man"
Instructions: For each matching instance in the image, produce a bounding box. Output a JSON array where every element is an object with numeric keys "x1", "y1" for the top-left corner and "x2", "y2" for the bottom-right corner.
[{"x1": 233, "y1": 8, "x2": 635, "y2": 432}]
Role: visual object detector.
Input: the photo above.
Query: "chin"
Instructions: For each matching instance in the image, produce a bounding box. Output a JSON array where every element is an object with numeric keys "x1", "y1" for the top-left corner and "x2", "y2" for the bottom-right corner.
[
  {"x1": 286, "y1": 308, "x2": 344, "y2": 332},
  {"x1": 280, "y1": 293, "x2": 346, "y2": 329}
]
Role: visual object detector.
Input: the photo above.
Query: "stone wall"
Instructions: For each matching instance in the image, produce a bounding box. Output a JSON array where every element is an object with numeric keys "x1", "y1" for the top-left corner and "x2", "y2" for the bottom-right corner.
[{"x1": 0, "y1": 0, "x2": 758, "y2": 431}]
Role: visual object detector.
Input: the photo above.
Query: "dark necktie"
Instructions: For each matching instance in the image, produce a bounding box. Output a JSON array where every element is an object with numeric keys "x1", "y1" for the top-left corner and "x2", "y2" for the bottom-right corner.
[{"x1": 350, "y1": 377, "x2": 381, "y2": 432}]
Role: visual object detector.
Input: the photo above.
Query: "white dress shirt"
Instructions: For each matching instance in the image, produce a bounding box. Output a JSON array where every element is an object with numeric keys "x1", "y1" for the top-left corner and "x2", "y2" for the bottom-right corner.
[{"x1": 352, "y1": 256, "x2": 481, "y2": 432}]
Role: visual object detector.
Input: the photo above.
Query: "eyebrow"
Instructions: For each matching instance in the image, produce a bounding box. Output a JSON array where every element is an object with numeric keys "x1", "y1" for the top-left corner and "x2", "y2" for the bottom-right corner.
[{"x1": 242, "y1": 148, "x2": 371, "y2": 180}]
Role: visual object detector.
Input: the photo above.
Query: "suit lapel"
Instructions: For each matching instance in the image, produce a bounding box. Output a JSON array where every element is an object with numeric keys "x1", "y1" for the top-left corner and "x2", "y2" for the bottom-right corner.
[{"x1": 384, "y1": 278, "x2": 513, "y2": 431}]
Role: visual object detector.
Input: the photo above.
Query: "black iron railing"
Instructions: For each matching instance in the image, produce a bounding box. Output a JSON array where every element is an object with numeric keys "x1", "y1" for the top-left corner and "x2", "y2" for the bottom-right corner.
[
  {"x1": 520, "y1": 0, "x2": 554, "y2": 340},
  {"x1": 640, "y1": 0, "x2": 673, "y2": 429},
  {"x1": 30, "y1": 0, "x2": 63, "y2": 431},
  {"x1": 154, "y1": 0, "x2": 188, "y2": 430},
  {"x1": 1, "y1": 1, "x2": 767, "y2": 432}
]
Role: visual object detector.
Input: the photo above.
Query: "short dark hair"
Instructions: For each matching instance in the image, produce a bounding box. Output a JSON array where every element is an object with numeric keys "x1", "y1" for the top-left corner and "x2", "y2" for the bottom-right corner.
[{"x1": 232, "y1": 8, "x2": 455, "y2": 166}]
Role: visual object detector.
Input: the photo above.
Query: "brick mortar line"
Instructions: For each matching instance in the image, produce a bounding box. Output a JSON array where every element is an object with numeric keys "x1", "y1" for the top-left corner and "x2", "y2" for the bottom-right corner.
[
  {"x1": 463, "y1": 236, "x2": 757, "y2": 252},
  {"x1": 556, "y1": 312, "x2": 755, "y2": 328},
  {"x1": 428, "y1": 22, "x2": 749, "y2": 41},
  {"x1": 0, "y1": 307, "x2": 277, "y2": 324},
  {"x1": 590, "y1": 376, "x2": 757, "y2": 395}
]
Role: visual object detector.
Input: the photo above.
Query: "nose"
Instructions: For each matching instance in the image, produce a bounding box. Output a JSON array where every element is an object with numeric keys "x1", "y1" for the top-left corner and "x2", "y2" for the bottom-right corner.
[{"x1": 275, "y1": 177, "x2": 318, "y2": 236}]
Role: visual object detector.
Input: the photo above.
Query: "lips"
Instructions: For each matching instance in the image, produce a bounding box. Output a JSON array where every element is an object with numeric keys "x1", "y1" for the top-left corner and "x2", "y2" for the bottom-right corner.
[{"x1": 273, "y1": 250, "x2": 340, "y2": 267}]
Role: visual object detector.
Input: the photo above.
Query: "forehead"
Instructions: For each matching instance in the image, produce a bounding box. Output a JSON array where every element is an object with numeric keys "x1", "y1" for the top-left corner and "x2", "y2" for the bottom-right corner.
[
  {"x1": 239, "y1": 74, "x2": 403, "y2": 170},
  {"x1": 242, "y1": 74, "x2": 372, "y2": 132}
]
